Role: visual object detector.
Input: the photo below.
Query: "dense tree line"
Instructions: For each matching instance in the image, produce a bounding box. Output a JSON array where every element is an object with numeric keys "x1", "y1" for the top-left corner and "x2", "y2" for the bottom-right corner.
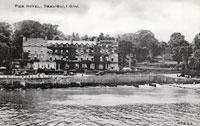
[
  {"x1": 118, "y1": 30, "x2": 164, "y2": 67},
  {"x1": 1, "y1": 20, "x2": 200, "y2": 71}
]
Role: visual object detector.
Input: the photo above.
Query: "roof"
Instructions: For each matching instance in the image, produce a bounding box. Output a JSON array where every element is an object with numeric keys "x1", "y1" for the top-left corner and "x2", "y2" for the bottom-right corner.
[
  {"x1": 26, "y1": 38, "x2": 46, "y2": 43},
  {"x1": 47, "y1": 40, "x2": 97, "y2": 45},
  {"x1": 100, "y1": 40, "x2": 116, "y2": 42},
  {"x1": 99, "y1": 40, "x2": 117, "y2": 45},
  {"x1": 23, "y1": 38, "x2": 47, "y2": 46}
]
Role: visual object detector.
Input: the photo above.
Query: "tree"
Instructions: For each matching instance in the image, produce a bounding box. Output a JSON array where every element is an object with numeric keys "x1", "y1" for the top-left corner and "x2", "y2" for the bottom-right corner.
[
  {"x1": 81, "y1": 34, "x2": 89, "y2": 41},
  {"x1": 75, "y1": 33, "x2": 80, "y2": 41},
  {"x1": 72, "y1": 32, "x2": 75, "y2": 40},
  {"x1": 135, "y1": 30, "x2": 160, "y2": 60},
  {"x1": 189, "y1": 49, "x2": 200, "y2": 70},
  {"x1": 0, "y1": 43, "x2": 9, "y2": 66},
  {"x1": 179, "y1": 45, "x2": 193, "y2": 70},
  {"x1": 13, "y1": 20, "x2": 65, "y2": 58},
  {"x1": 99, "y1": 33, "x2": 104, "y2": 40},
  {"x1": 0, "y1": 22, "x2": 12, "y2": 66},
  {"x1": 118, "y1": 30, "x2": 161, "y2": 62},
  {"x1": 13, "y1": 20, "x2": 44, "y2": 38},
  {"x1": 42, "y1": 24, "x2": 65, "y2": 40},
  {"x1": 168, "y1": 32, "x2": 192, "y2": 70},
  {"x1": 193, "y1": 33, "x2": 200, "y2": 50},
  {"x1": 118, "y1": 40, "x2": 133, "y2": 68},
  {"x1": 134, "y1": 46, "x2": 149, "y2": 62},
  {"x1": 159, "y1": 41, "x2": 169, "y2": 62},
  {"x1": 0, "y1": 22, "x2": 12, "y2": 43}
]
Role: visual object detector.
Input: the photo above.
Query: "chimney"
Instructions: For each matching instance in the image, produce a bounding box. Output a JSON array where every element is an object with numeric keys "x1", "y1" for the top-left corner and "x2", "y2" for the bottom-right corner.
[{"x1": 70, "y1": 37, "x2": 73, "y2": 44}]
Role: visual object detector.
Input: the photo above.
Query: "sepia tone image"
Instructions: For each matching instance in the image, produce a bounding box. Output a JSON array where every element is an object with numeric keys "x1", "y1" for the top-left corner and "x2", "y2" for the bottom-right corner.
[{"x1": 0, "y1": 0, "x2": 200, "y2": 125}]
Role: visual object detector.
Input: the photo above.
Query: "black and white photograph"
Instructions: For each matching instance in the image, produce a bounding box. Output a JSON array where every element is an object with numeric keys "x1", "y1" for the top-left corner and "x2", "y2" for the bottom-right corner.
[{"x1": 0, "y1": 0, "x2": 200, "y2": 125}]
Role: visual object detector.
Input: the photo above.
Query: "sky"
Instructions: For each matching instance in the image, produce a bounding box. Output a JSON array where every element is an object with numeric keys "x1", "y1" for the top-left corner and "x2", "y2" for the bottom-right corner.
[{"x1": 0, "y1": 0, "x2": 200, "y2": 42}]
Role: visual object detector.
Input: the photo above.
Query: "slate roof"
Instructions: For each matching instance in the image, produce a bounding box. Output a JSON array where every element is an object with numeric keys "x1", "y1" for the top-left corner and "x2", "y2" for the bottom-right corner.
[{"x1": 47, "y1": 40, "x2": 97, "y2": 45}]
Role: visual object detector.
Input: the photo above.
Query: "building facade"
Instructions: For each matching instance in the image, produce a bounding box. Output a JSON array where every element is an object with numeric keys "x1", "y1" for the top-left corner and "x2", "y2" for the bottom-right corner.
[{"x1": 23, "y1": 37, "x2": 119, "y2": 71}]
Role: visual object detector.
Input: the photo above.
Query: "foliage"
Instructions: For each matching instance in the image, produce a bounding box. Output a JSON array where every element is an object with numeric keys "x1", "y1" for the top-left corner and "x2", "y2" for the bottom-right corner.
[
  {"x1": 12, "y1": 20, "x2": 65, "y2": 58},
  {"x1": 189, "y1": 49, "x2": 200, "y2": 70},
  {"x1": 168, "y1": 32, "x2": 192, "y2": 70},
  {"x1": 119, "y1": 30, "x2": 161, "y2": 63},
  {"x1": 0, "y1": 43, "x2": 9, "y2": 66},
  {"x1": 118, "y1": 40, "x2": 134, "y2": 67},
  {"x1": 193, "y1": 33, "x2": 200, "y2": 50},
  {"x1": 0, "y1": 22, "x2": 12, "y2": 66},
  {"x1": 136, "y1": 30, "x2": 160, "y2": 59},
  {"x1": 0, "y1": 22, "x2": 12, "y2": 43}
]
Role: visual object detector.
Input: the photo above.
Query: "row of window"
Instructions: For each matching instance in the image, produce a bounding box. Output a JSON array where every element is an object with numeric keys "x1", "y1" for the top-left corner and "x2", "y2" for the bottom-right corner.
[
  {"x1": 74, "y1": 63, "x2": 115, "y2": 70},
  {"x1": 48, "y1": 43, "x2": 96, "y2": 47}
]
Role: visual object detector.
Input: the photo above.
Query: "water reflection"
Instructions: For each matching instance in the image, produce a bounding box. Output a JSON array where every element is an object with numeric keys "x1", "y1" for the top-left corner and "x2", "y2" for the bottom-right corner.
[{"x1": 0, "y1": 86, "x2": 200, "y2": 126}]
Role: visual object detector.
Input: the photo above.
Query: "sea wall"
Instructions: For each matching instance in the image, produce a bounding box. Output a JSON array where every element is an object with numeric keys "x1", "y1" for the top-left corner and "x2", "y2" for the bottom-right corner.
[{"x1": 0, "y1": 74, "x2": 200, "y2": 89}]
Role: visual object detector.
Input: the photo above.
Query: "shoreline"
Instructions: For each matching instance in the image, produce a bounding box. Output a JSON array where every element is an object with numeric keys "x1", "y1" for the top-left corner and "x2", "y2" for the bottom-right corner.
[{"x1": 1, "y1": 73, "x2": 200, "y2": 89}]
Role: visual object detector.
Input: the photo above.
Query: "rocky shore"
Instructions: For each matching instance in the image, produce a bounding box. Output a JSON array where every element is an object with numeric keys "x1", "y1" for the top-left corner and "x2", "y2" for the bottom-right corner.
[{"x1": 1, "y1": 74, "x2": 200, "y2": 89}]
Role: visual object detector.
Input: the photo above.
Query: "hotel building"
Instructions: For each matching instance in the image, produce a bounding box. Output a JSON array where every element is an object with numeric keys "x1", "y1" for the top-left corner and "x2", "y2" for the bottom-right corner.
[{"x1": 23, "y1": 37, "x2": 119, "y2": 71}]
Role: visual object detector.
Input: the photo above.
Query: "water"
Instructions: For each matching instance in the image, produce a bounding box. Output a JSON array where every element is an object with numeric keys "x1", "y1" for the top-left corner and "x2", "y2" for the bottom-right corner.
[{"x1": 0, "y1": 86, "x2": 200, "y2": 126}]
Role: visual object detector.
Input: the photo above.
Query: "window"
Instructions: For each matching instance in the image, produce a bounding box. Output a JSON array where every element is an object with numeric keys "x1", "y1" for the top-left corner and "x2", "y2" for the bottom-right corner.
[
  {"x1": 111, "y1": 58, "x2": 114, "y2": 61},
  {"x1": 90, "y1": 64, "x2": 95, "y2": 69},
  {"x1": 99, "y1": 64, "x2": 103, "y2": 69},
  {"x1": 75, "y1": 63, "x2": 79, "y2": 68},
  {"x1": 82, "y1": 64, "x2": 87, "y2": 68},
  {"x1": 105, "y1": 57, "x2": 108, "y2": 61},
  {"x1": 100, "y1": 56, "x2": 103, "y2": 62}
]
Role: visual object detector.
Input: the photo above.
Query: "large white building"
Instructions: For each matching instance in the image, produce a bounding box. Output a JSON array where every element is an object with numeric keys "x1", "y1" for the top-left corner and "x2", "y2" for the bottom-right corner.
[{"x1": 23, "y1": 37, "x2": 119, "y2": 71}]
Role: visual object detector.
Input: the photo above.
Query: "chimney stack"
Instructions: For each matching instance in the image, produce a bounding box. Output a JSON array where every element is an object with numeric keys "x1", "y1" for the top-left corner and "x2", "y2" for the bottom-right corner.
[{"x1": 70, "y1": 37, "x2": 73, "y2": 44}]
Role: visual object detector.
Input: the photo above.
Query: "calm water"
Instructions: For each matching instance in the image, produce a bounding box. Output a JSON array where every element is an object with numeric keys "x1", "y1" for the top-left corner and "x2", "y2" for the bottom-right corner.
[{"x1": 0, "y1": 86, "x2": 200, "y2": 126}]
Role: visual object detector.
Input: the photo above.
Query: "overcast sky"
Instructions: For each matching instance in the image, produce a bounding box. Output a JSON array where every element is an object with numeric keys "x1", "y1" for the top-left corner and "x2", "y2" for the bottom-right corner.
[{"x1": 0, "y1": 0, "x2": 200, "y2": 42}]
